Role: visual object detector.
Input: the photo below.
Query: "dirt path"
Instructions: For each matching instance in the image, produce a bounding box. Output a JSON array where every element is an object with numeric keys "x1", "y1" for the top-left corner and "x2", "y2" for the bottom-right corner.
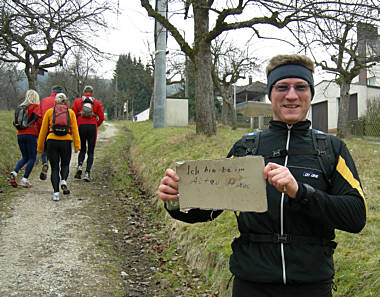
[
  {"x1": 0, "y1": 122, "x2": 130, "y2": 296},
  {"x1": 0, "y1": 122, "x2": 218, "y2": 297}
]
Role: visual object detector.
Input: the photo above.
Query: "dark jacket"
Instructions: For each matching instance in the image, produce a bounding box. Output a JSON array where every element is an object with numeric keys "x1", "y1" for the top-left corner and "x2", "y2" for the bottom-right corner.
[{"x1": 166, "y1": 120, "x2": 366, "y2": 285}]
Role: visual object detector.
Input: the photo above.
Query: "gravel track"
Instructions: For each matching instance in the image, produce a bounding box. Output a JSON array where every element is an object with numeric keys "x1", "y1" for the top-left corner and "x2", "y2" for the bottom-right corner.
[{"x1": 0, "y1": 123, "x2": 123, "y2": 297}]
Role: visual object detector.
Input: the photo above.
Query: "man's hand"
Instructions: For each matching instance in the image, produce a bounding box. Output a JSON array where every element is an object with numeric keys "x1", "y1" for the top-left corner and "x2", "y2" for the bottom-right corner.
[
  {"x1": 263, "y1": 162, "x2": 298, "y2": 198},
  {"x1": 74, "y1": 148, "x2": 79, "y2": 153},
  {"x1": 157, "y1": 168, "x2": 179, "y2": 202}
]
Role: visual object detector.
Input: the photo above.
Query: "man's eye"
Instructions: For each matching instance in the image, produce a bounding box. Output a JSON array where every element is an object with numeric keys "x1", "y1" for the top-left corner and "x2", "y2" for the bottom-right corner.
[
  {"x1": 294, "y1": 85, "x2": 309, "y2": 91},
  {"x1": 275, "y1": 85, "x2": 289, "y2": 92}
]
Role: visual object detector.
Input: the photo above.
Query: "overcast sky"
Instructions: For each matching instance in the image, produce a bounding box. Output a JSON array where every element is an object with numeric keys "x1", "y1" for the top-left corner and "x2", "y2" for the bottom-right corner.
[
  {"x1": 94, "y1": 2, "x2": 330, "y2": 84},
  {"x1": 94, "y1": 2, "x2": 154, "y2": 79}
]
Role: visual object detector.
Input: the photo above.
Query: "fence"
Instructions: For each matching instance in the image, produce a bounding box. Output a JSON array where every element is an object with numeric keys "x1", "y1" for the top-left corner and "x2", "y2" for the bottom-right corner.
[
  {"x1": 351, "y1": 119, "x2": 380, "y2": 137},
  {"x1": 236, "y1": 114, "x2": 272, "y2": 130}
]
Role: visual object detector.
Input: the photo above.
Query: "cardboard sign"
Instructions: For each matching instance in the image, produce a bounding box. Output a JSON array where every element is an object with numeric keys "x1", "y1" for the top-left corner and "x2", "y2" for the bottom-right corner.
[{"x1": 176, "y1": 156, "x2": 267, "y2": 212}]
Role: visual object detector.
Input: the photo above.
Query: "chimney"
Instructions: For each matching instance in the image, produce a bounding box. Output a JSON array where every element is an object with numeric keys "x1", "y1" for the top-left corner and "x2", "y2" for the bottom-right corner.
[{"x1": 357, "y1": 23, "x2": 377, "y2": 85}]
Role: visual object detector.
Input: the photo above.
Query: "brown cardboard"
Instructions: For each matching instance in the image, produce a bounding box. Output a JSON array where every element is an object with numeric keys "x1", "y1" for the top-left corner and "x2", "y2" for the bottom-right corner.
[{"x1": 176, "y1": 156, "x2": 267, "y2": 212}]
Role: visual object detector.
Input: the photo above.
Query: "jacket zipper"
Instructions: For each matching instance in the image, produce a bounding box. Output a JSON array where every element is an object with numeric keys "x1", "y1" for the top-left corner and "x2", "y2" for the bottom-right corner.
[{"x1": 281, "y1": 124, "x2": 292, "y2": 284}]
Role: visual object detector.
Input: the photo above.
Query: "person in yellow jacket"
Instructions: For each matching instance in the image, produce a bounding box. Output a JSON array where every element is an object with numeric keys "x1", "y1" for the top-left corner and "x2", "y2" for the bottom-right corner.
[{"x1": 37, "y1": 93, "x2": 80, "y2": 201}]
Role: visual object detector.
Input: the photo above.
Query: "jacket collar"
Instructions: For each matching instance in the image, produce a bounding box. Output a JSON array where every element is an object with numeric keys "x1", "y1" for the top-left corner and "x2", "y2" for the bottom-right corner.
[{"x1": 268, "y1": 120, "x2": 311, "y2": 134}]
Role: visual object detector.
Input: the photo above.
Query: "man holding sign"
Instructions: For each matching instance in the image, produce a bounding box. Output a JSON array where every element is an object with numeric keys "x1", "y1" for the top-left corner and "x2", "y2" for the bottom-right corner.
[{"x1": 158, "y1": 54, "x2": 366, "y2": 297}]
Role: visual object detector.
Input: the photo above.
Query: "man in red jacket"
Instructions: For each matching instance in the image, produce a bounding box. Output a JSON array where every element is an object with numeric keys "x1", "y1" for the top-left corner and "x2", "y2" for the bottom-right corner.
[
  {"x1": 71, "y1": 85, "x2": 104, "y2": 182},
  {"x1": 39, "y1": 85, "x2": 63, "y2": 180}
]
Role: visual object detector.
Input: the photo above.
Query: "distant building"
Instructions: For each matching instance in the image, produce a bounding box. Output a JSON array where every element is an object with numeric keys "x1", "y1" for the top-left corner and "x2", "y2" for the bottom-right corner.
[
  {"x1": 134, "y1": 82, "x2": 185, "y2": 122},
  {"x1": 134, "y1": 108, "x2": 150, "y2": 122},
  {"x1": 311, "y1": 23, "x2": 380, "y2": 133},
  {"x1": 235, "y1": 80, "x2": 267, "y2": 104},
  {"x1": 233, "y1": 79, "x2": 272, "y2": 129}
]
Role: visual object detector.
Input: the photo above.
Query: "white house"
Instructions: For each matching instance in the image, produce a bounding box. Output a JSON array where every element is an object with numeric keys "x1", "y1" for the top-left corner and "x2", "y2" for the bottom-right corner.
[
  {"x1": 134, "y1": 82, "x2": 186, "y2": 123},
  {"x1": 134, "y1": 108, "x2": 150, "y2": 122},
  {"x1": 310, "y1": 24, "x2": 380, "y2": 133},
  {"x1": 310, "y1": 81, "x2": 380, "y2": 133}
]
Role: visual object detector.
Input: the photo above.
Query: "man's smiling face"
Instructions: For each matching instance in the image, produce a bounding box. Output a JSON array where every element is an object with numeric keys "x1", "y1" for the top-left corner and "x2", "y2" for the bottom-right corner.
[{"x1": 270, "y1": 78, "x2": 312, "y2": 124}]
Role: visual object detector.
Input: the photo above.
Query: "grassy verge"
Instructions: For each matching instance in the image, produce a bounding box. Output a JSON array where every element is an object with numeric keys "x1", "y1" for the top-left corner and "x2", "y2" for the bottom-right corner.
[
  {"x1": 332, "y1": 137, "x2": 380, "y2": 297},
  {"x1": 123, "y1": 120, "x2": 379, "y2": 297},
  {"x1": 94, "y1": 121, "x2": 219, "y2": 296},
  {"x1": 0, "y1": 110, "x2": 21, "y2": 212}
]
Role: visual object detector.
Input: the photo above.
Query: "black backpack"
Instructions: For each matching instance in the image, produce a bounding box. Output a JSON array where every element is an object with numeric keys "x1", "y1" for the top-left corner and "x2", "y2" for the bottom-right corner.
[
  {"x1": 52, "y1": 105, "x2": 70, "y2": 136},
  {"x1": 238, "y1": 129, "x2": 335, "y2": 184},
  {"x1": 13, "y1": 105, "x2": 33, "y2": 130}
]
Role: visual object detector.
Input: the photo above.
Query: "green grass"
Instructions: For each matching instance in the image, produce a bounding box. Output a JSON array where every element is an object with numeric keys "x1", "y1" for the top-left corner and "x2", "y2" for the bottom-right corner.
[
  {"x1": 123, "y1": 120, "x2": 379, "y2": 297},
  {"x1": 332, "y1": 137, "x2": 380, "y2": 297},
  {"x1": 0, "y1": 110, "x2": 21, "y2": 211}
]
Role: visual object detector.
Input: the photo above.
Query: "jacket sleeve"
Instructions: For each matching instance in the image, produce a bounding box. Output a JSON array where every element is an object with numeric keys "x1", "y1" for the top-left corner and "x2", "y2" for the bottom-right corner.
[
  {"x1": 291, "y1": 137, "x2": 366, "y2": 234},
  {"x1": 69, "y1": 109, "x2": 81, "y2": 150},
  {"x1": 37, "y1": 110, "x2": 50, "y2": 152},
  {"x1": 227, "y1": 138, "x2": 246, "y2": 158},
  {"x1": 71, "y1": 99, "x2": 80, "y2": 118},
  {"x1": 95, "y1": 100, "x2": 104, "y2": 127},
  {"x1": 166, "y1": 207, "x2": 223, "y2": 223}
]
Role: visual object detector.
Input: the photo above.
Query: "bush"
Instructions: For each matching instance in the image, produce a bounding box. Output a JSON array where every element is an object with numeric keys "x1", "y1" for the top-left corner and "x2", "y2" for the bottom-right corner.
[{"x1": 362, "y1": 98, "x2": 380, "y2": 136}]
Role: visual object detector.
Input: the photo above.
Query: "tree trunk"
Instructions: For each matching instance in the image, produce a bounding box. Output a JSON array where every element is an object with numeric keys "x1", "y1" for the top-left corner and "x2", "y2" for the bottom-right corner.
[
  {"x1": 228, "y1": 100, "x2": 237, "y2": 130},
  {"x1": 211, "y1": 69, "x2": 236, "y2": 130},
  {"x1": 337, "y1": 79, "x2": 352, "y2": 138},
  {"x1": 149, "y1": 93, "x2": 154, "y2": 120},
  {"x1": 221, "y1": 89, "x2": 237, "y2": 130},
  {"x1": 221, "y1": 100, "x2": 228, "y2": 125},
  {"x1": 193, "y1": 2, "x2": 216, "y2": 136},
  {"x1": 25, "y1": 66, "x2": 38, "y2": 90}
]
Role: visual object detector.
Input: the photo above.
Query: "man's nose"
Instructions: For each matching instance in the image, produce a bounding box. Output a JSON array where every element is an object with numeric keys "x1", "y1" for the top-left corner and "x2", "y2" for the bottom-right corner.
[{"x1": 285, "y1": 86, "x2": 299, "y2": 98}]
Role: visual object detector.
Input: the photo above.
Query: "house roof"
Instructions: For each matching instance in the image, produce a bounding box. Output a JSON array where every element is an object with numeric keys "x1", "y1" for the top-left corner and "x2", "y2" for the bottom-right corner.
[
  {"x1": 236, "y1": 81, "x2": 267, "y2": 96},
  {"x1": 166, "y1": 83, "x2": 183, "y2": 97}
]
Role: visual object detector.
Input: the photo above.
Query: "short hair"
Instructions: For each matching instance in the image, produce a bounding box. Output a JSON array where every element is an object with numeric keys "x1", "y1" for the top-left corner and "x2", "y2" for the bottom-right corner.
[
  {"x1": 51, "y1": 85, "x2": 63, "y2": 93},
  {"x1": 55, "y1": 93, "x2": 68, "y2": 104},
  {"x1": 266, "y1": 54, "x2": 315, "y2": 100},
  {"x1": 266, "y1": 54, "x2": 314, "y2": 75},
  {"x1": 83, "y1": 85, "x2": 94, "y2": 94},
  {"x1": 21, "y1": 89, "x2": 40, "y2": 106}
]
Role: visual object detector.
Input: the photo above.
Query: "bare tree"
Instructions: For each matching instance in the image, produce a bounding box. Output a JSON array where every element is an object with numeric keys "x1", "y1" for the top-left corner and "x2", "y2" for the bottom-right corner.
[
  {"x1": 41, "y1": 52, "x2": 112, "y2": 108},
  {"x1": 289, "y1": 1, "x2": 380, "y2": 138},
  {"x1": 211, "y1": 38, "x2": 258, "y2": 129},
  {"x1": 0, "y1": 0, "x2": 115, "y2": 90},
  {"x1": 0, "y1": 62, "x2": 24, "y2": 110},
  {"x1": 140, "y1": 0, "x2": 364, "y2": 136},
  {"x1": 66, "y1": 51, "x2": 95, "y2": 99}
]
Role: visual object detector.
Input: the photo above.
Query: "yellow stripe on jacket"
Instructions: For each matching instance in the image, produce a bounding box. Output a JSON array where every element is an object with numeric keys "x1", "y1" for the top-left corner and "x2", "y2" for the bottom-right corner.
[
  {"x1": 336, "y1": 155, "x2": 367, "y2": 212},
  {"x1": 37, "y1": 107, "x2": 81, "y2": 152}
]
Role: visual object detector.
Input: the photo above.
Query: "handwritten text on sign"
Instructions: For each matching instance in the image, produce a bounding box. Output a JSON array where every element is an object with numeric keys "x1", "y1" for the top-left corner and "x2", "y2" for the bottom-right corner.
[{"x1": 176, "y1": 156, "x2": 267, "y2": 212}]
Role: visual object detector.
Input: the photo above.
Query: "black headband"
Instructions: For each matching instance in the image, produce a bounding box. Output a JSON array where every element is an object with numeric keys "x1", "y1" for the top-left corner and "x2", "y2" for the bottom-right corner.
[{"x1": 267, "y1": 64, "x2": 314, "y2": 100}]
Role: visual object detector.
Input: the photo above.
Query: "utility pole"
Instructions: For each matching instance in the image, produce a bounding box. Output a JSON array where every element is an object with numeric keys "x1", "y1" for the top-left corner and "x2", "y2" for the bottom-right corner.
[{"x1": 153, "y1": 0, "x2": 167, "y2": 128}]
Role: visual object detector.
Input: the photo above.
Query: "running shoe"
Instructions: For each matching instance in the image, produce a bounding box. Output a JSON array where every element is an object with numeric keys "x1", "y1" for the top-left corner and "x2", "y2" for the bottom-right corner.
[
  {"x1": 9, "y1": 171, "x2": 17, "y2": 188},
  {"x1": 83, "y1": 171, "x2": 91, "y2": 182},
  {"x1": 74, "y1": 165, "x2": 82, "y2": 179},
  {"x1": 60, "y1": 180, "x2": 70, "y2": 195},
  {"x1": 52, "y1": 192, "x2": 60, "y2": 201},
  {"x1": 20, "y1": 178, "x2": 32, "y2": 188},
  {"x1": 40, "y1": 163, "x2": 48, "y2": 180}
]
